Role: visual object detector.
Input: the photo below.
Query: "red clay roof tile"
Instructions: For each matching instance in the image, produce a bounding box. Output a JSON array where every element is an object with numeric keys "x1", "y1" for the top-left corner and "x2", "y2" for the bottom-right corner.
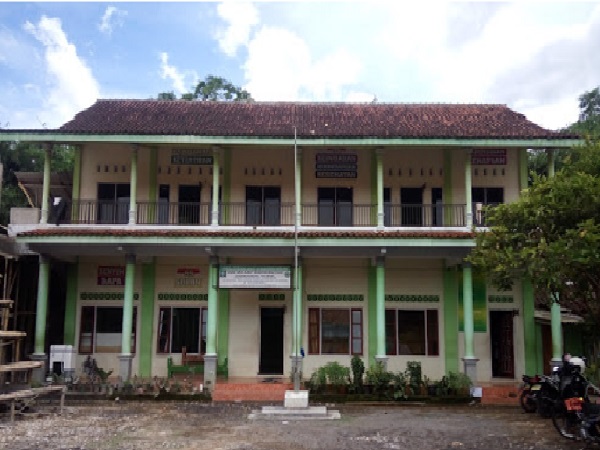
[{"x1": 55, "y1": 100, "x2": 573, "y2": 140}]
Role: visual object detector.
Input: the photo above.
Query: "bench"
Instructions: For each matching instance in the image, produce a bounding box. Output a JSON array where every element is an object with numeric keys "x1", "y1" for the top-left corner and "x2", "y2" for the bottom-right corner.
[{"x1": 167, "y1": 347, "x2": 204, "y2": 378}]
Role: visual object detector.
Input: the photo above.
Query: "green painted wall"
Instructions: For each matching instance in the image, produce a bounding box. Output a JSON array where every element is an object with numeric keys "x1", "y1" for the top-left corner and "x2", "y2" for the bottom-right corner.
[
  {"x1": 564, "y1": 324, "x2": 584, "y2": 357},
  {"x1": 522, "y1": 279, "x2": 537, "y2": 375},
  {"x1": 443, "y1": 266, "x2": 459, "y2": 373},
  {"x1": 139, "y1": 260, "x2": 156, "y2": 376},
  {"x1": 63, "y1": 262, "x2": 78, "y2": 346},
  {"x1": 217, "y1": 289, "x2": 230, "y2": 366},
  {"x1": 367, "y1": 263, "x2": 377, "y2": 364}
]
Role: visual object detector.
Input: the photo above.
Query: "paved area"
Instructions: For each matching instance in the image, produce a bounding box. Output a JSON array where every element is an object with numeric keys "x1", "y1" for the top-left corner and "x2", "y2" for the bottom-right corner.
[{"x1": 0, "y1": 401, "x2": 582, "y2": 449}]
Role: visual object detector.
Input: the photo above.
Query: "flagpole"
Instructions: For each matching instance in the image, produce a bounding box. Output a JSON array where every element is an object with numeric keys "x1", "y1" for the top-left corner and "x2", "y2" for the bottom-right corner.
[{"x1": 293, "y1": 125, "x2": 300, "y2": 391}]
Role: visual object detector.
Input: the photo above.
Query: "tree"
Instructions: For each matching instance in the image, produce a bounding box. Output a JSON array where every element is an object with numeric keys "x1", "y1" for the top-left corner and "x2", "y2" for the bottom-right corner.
[
  {"x1": 0, "y1": 142, "x2": 74, "y2": 226},
  {"x1": 157, "y1": 75, "x2": 252, "y2": 102},
  {"x1": 569, "y1": 87, "x2": 600, "y2": 140}
]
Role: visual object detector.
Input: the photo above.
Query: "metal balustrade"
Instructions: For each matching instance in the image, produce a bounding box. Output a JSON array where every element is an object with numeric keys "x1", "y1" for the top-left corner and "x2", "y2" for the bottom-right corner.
[{"x1": 59, "y1": 200, "x2": 470, "y2": 228}]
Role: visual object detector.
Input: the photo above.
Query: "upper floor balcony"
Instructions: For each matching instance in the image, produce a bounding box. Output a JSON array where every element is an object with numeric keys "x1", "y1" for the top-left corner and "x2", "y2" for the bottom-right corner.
[{"x1": 47, "y1": 199, "x2": 476, "y2": 228}]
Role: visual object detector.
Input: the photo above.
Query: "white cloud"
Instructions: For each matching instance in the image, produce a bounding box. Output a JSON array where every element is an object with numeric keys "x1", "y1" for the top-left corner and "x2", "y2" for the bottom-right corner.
[
  {"x1": 216, "y1": 2, "x2": 259, "y2": 57},
  {"x1": 159, "y1": 52, "x2": 198, "y2": 95},
  {"x1": 23, "y1": 16, "x2": 100, "y2": 128},
  {"x1": 99, "y1": 6, "x2": 127, "y2": 36}
]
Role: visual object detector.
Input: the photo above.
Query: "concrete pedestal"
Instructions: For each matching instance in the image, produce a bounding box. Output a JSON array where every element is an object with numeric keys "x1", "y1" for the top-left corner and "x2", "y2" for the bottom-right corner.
[
  {"x1": 204, "y1": 354, "x2": 218, "y2": 390},
  {"x1": 462, "y1": 357, "x2": 479, "y2": 384},
  {"x1": 375, "y1": 355, "x2": 389, "y2": 371},
  {"x1": 29, "y1": 353, "x2": 47, "y2": 385},
  {"x1": 117, "y1": 354, "x2": 133, "y2": 383},
  {"x1": 284, "y1": 389, "x2": 309, "y2": 408}
]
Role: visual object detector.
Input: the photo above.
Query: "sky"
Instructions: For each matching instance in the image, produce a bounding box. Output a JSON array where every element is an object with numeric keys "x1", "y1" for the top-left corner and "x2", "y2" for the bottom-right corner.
[{"x1": 0, "y1": 1, "x2": 599, "y2": 131}]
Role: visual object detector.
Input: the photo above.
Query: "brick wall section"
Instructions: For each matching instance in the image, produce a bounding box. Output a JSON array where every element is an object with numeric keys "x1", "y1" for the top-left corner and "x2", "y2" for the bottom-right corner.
[
  {"x1": 212, "y1": 383, "x2": 294, "y2": 402},
  {"x1": 481, "y1": 386, "x2": 520, "y2": 405}
]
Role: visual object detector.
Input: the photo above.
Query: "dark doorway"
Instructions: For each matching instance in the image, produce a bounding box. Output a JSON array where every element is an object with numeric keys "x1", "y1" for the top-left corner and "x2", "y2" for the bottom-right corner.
[
  {"x1": 490, "y1": 310, "x2": 515, "y2": 378},
  {"x1": 400, "y1": 187, "x2": 423, "y2": 226},
  {"x1": 259, "y1": 307, "x2": 284, "y2": 375},
  {"x1": 318, "y1": 187, "x2": 353, "y2": 226},
  {"x1": 178, "y1": 184, "x2": 201, "y2": 224},
  {"x1": 246, "y1": 186, "x2": 281, "y2": 226},
  {"x1": 431, "y1": 187, "x2": 443, "y2": 226}
]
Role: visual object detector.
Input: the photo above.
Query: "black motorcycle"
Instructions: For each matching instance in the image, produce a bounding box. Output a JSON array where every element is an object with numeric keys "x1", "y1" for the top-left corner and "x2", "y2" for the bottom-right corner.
[
  {"x1": 519, "y1": 373, "x2": 559, "y2": 417},
  {"x1": 552, "y1": 360, "x2": 600, "y2": 443}
]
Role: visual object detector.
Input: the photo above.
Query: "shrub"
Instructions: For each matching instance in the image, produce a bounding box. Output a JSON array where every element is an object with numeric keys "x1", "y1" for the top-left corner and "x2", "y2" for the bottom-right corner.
[
  {"x1": 351, "y1": 355, "x2": 365, "y2": 392},
  {"x1": 365, "y1": 361, "x2": 393, "y2": 397}
]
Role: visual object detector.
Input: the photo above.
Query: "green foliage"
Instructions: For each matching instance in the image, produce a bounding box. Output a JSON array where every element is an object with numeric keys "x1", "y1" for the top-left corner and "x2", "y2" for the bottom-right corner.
[
  {"x1": 445, "y1": 372, "x2": 473, "y2": 395},
  {"x1": 307, "y1": 362, "x2": 350, "y2": 392},
  {"x1": 350, "y1": 355, "x2": 365, "y2": 390},
  {"x1": 365, "y1": 361, "x2": 393, "y2": 396},
  {"x1": 405, "y1": 361, "x2": 422, "y2": 392},
  {"x1": 193, "y1": 75, "x2": 252, "y2": 102}
]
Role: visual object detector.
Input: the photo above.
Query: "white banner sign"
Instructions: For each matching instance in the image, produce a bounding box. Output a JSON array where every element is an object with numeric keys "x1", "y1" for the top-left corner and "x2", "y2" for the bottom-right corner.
[{"x1": 219, "y1": 266, "x2": 291, "y2": 289}]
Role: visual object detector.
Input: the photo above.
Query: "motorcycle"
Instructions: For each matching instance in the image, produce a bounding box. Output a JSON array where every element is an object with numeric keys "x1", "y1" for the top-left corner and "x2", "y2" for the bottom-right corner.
[
  {"x1": 519, "y1": 373, "x2": 559, "y2": 417},
  {"x1": 552, "y1": 357, "x2": 600, "y2": 443},
  {"x1": 520, "y1": 374, "x2": 542, "y2": 413}
]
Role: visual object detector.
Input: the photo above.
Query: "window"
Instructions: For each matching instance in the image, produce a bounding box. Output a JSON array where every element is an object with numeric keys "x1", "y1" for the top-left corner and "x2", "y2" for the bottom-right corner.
[
  {"x1": 385, "y1": 309, "x2": 439, "y2": 356},
  {"x1": 97, "y1": 183, "x2": 130, "y2": 224},
  {"x1": 79, "y1": 306, "x2": 137, "y2": 354},
  {"x1": 246, "y1": 186, "x2": 281, "y2": 226},
  {"x1": 472, "y1": 187, "x2": 504, "y2": 226},
  {"x1": 157, "y1": 307, "x2": 207, "y2": 354},
  {"x1": 308, "y1": 308, "x2": 362, "y2": 355},
  {"x1": 318, "y1": 187, "x2": 353, "y2": 226}
]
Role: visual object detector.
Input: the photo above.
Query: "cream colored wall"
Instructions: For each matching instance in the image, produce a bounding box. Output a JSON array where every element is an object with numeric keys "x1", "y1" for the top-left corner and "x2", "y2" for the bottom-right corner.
[
  {"x1": 383, "y1": 148, "x2": 444, "y2": 204},
  {"x1": 74, "y1": 256, "x2": 144, "y2": 377},
  {"x1": 457, "y1": 281, "x2": 523, "y2": 383}
]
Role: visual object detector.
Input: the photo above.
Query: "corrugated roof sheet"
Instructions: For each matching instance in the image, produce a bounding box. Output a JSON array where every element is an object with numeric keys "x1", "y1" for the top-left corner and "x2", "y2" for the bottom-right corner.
[{"x1": 53, "y1": 100, "x2": 573, "y2": 140}]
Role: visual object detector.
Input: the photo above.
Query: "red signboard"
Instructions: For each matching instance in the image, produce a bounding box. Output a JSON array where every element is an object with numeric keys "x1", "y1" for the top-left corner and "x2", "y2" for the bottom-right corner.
[{"x1": 97, "y1": 266, "x2": 125, "y2": 286}]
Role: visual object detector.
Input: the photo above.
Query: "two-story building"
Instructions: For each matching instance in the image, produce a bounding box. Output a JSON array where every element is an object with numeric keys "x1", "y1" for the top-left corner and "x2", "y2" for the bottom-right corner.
[{"x1": 1, "y1": 100, "x2": 579, "y2": 390}]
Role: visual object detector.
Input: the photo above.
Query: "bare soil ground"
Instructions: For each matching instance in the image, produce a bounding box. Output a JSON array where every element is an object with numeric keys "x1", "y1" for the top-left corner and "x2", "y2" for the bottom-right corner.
[{"x1": 0, "y1": 401, "x2": 583, "y2": 450}]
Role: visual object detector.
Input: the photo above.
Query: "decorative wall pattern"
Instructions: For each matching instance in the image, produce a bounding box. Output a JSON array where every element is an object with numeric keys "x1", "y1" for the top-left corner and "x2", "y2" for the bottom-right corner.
[
  {"x1": 307, "y1": 294, "x2": 364, "y2": 301},
  {"x1": 385, "y1": 294, "x2": 440, "y2": 302},
  {"x1": 258, "y1": 293, "x2": 286, "y2": 301},
  {"x1": 488, "y1": 295, "x2": 514, "y2": 303},
  {"x1": 157, "y1": 293, "x2": 208, "y2": 301},
  {"x1": 80, "y1": 292, "x2": 139, "y2": 301}
]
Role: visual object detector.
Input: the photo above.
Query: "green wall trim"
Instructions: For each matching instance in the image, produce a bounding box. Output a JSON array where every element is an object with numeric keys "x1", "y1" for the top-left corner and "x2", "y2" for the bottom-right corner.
[
  {"x1": 522, "y1": 278, "x2": 536, "y2": 375},
  {"x1": 385, "y1": 294, "x2": 439, "y2": 302},
  {"x1": 307, "y1": 294, "x2": 363, "y2": 301},
  {"x1": 139, "y1": 261, "x2": 155, "y2": 377},
  {"x1": 489, "y1": 295, "x2": 514, "y2": 303},
  {"x1": 443, "y1": 266, "x2": 459, "y2": 373},
  {"x1": 63, "y1": 262, "x2": 78, "y2": 345},
  {"x1": 258, "y1": 293, "x2": 286, "y2": 300},
  {"x1": 367, "y1": 264, "x2": 377, "y2": 365},
  {"x1": 80, "y1": 292, "x2": 139, "y2": 300},
  {"x1": 19, "y1": 235, "x2": 477, "y2": 248},
  {"x1": 0, "y1": 132, "x2": 581, "y2": 149},
  {"x1": 217, "y1": 288, "x2": 229, "y2": 366},
  {"x1": 157, "y1": 293, "x2": 208, "y2": 301}
]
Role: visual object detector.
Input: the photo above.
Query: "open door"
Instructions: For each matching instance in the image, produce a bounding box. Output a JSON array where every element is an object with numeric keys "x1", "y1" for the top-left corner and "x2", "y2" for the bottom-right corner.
[
  {"x1": 490, "y1": 310, "x2": 515, "y2": 378},
  {"x1": 259, "y1": 307, "x2": 284, "y2": 375}
]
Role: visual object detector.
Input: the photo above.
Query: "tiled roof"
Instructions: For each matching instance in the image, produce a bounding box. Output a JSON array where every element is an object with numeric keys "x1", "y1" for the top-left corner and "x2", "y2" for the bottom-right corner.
[
  {"x1": 55, "y1": 100, "x2": 574, "y2": 140},
  {"x1": 17, "y1": 228, "x2": 475, "y2": 239}
]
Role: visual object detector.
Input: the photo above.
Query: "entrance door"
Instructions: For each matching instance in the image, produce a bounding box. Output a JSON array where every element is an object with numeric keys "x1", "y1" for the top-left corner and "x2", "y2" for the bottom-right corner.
[
  {"x1": 490, "y1": 311, "x2": 515, "y2": 378},
  {"x1": 400, "y1": 187, "x2": 423, "y2": 226},
  {"x1": 178, "y1": 184, "x2": 201, "y2": 224},
  {"x1": 259, "y1": 307, "x2": 284, "y2": 375}
]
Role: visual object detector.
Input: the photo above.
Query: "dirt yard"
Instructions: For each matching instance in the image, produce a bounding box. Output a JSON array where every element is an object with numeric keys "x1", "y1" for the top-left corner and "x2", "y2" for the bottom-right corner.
[{"x1": 0, "y1": 401, "x2": 582, "y2": 450}]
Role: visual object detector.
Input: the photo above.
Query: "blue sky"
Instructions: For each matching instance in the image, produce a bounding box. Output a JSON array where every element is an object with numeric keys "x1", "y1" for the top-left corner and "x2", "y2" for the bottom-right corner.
[{"x1": 0, "y1": 1, "x2": 599, "y2": 130}]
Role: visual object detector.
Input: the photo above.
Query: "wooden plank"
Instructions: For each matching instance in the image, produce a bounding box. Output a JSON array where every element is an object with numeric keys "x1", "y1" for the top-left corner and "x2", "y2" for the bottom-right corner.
[
  {"x1": 0, "y1": 330, "x2": 26, "y2": 338},
  {"x1": 0, "y1": 300, "x2": 14, "y2": 305},
  {"x1": 0, "y1": 361, "x2": 43, "y2": 372},
  {"x1": 0, "y1": 385, "x2": 65, "y2": 401}
]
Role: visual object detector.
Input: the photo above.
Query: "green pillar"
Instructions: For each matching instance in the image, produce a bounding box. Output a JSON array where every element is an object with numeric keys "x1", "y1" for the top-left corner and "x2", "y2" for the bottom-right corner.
[
  {"x1": 205, "y1": 257, "x2": 219, "y2": 388},
  {"x1": 211, "y1": 147, "x2": 220, "y2": 226},
  {"x1": 376, "y1": 148, "x2": 384, "y2": 228},
  {"x1": 519, "y1": 148, "x2": 528, "y2": 192},
  {"x1": 71, "y1": 145, "x2": 82, "y2": 223},
  {"x1": 375, "y1": 256, "x2": 387, "y2": 367},
  {"x1": 522, "y1": 279, "x2": 536, "y2": 375},
  {"x1": 129, "y1": 145, "x2": 138, "y2": 225},
  {"x1": 551, "y1": 300, "x2": 563, "y2": 362},
  {"x1": 222, "y1": 148, "x2": 231, "y2": 224},
  {"x1": 139, "y1": 259, "x2": 155, "y2": 377},
  {"x1": 63, "y1": 261, "x2": 78, "y2": 346},
  {"x1": 34, "y1": 255, "x2": 50, "y2": 355},
  {"x1": 217, "y1": 288, "x2": 230, "y2": 367},
  {"x1": 295, "y1": 148, "x2": 302, "y2": 226},
  {"x1": 40, "y1": 144, "x2": 51, "y2": 224},
  {"x1": 443, "y1": 263, "x2": 459, "y2": 373},
  {"x1": 462, "y1": 263, "x2": 475, "y2": 359},
  {"x1": 464, "y1": 149, "x2": 473, "y2": 227},
  {"x1": 547, "y1": 149, "x2": 556, "y2": 179},
  {"x1": 367, "y1": 263, "x2": 377, "y2": 364},
  {"x1": 121, "y1": 254, "x2": 136, "y2": 355},
  {"x1": 443, "y1": 149, "x2": 453, "y2": 225}
]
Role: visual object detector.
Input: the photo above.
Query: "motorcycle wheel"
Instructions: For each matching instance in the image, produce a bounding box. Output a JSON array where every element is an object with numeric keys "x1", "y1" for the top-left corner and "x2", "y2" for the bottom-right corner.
[
  {"x1": 537, "y1": 396, "x2": 555, "y2": 418},
  {"x1": 552, "y1": 407, "x2": 582, "y2": 440},
  {"x1": 519, "y1": 390, "x2": 537, "y2": 413}
]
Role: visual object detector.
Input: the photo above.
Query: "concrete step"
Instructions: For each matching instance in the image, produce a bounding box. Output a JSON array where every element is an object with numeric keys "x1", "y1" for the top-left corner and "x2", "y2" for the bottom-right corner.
[{"x1": 249, "y1": 406, "x2": 341, "y2": 420}]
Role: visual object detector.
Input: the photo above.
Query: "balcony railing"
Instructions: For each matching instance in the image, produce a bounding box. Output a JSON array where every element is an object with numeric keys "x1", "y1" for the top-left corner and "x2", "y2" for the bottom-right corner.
[{"x1": 53, "y1": 200, "x2": 468, "y2": 228}]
